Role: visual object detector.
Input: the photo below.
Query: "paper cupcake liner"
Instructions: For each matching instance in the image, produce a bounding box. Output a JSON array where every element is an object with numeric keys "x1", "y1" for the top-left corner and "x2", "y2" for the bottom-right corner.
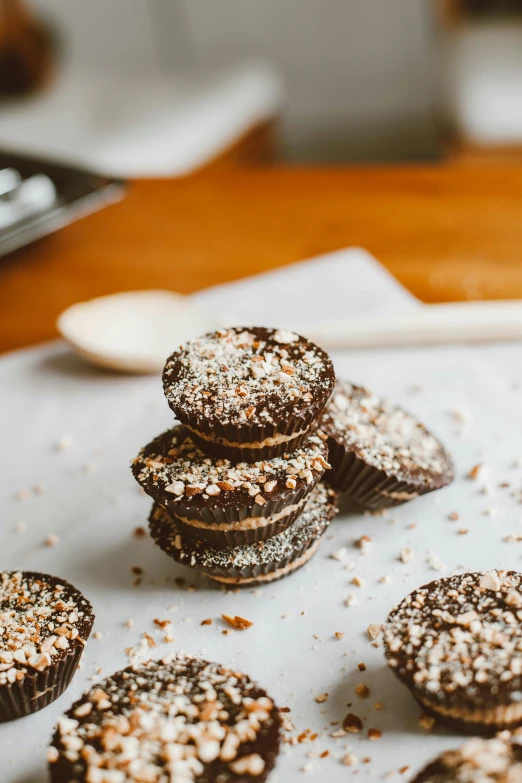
[
  {"x1": 173, "y1": 500, "x2": 309, "y2": 548},
  {"x1": 183, "y1": 408, "x2": 325, "y2": 463},
  {"x1": 149, "y1": 487, "x2": 337, "y2": 587},
  {"x1": 158, "y1": 475, "x2": 321, "y2": 548},
  {"x1": 0, "y1": 644, "x2": 85, "y2": 723},
  {"x1": 411, "y1": 694, "x2": 522, "y2": 736},
  {"x1": 324, "y1": 438, "x2": 445, "y2": 510},
  {"x1": 204, "y1": 539, "x2": 322, "y2": 587},
  {"x1": 152, "y1": 518, "x2": 324, "y2": 587}
]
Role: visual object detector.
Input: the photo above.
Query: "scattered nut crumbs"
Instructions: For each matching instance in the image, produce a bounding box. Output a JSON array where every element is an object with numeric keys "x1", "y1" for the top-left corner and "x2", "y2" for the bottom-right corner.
[
  {"x1": 356, "y1": 535, "x2": 372, "y2": 552},
  {"x1": 399, "y1": 547, "x2": 414, "y2": 563},
  {"x1": 367, "y1": 623, "x2": 383, "y2": 641},
  {"x1": 153, "y1": 619, "x2": 171, "y2": 629},
  {"x1": 133, "y1": 526, "x2": 146, "y2": 538},
  {"x1": 93, "y1": 631, "x2": 102, "y2": 640},
  {"x1": 56, "y1": 434, "x2": 73, "y2": 452},
  {"x1": 334, "y1": 632, "x2": 344, "y2": 640},
  {"x1": 345, "y1": 595, "x2": 358, "y2": 607},
  {"x1": 358, "y1": 662, "x2": 367, "y2": 672},
  {"x1": 331, "y1": 548, "x2": 346, "y2": 561},
  {"x1": 374, "y1": 701, "x2": 384, "y2": 710},
  {"x1": 315, "y1": 693, "x2": 329, "y2": 703},
  {"x1": 343, "y1": 713, "x2": 363, "y2": 733},
  {"x1": 330, "y1": 728, "x2": 346, "y2": 738},
  {"x1": 354, "y1": 683, "x2": 369, "y2": 699},
  {"x1": 44, "y1": 534, "x2": 59, "y2": 547},
  {"x1": 351, "y1": 576, "x2": 365, "y2": 587},
  {"x1": 342, "y1": 753, "x2": 358, "y2": 766},
  {"x1": 458, "y1": 528, "x2": 469, "y2": 535},
  {"x1": 448, "y1": 511, "x2": 459, "y2": 521},
  {"x1": 468, "y1": 463, "x2": 484, "y2": 480},
  {"x1": 200, "y1": 618, "x2": 212, "y2": 626},
  {"x1": 221, "y1": 614, "x2": 253, "y2": 630},
  {"x1": 368, "y1": 728, "x2": 382, "y2": 740},
  {"x1": 125, "y1": 619, "x2": 134, "y2": 628},
  {"x1": 418, "y1": 714, "x2": 436, "y2": 732}
]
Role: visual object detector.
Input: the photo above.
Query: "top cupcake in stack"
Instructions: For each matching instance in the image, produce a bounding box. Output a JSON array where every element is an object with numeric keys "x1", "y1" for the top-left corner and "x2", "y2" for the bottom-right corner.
[{"x1": 162, "y1": 326, "x2": 335, "y2": 463}]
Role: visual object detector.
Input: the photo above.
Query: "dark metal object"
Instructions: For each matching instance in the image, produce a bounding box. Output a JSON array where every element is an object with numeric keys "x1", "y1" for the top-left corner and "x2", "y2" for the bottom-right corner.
[{"x1": 0, "y1": 150, "x2": 125, "y2": 256}]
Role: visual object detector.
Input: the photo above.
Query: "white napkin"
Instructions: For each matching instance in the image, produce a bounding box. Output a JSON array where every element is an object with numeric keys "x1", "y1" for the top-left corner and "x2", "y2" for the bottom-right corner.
[{"x1": 192, "y1": 247, "x2": 418, "y2": 328}]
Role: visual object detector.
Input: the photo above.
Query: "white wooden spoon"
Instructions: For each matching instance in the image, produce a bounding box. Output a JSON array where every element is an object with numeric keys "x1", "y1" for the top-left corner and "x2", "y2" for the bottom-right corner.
[{"x1": 57, "y1": 290, "x2": 219, "y2": 373}]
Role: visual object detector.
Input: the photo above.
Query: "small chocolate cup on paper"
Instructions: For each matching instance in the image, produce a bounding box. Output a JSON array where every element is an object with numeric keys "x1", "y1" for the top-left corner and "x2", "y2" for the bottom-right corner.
[
  {"x1": 0, "y1": 571, "x2": 94, "y2": 722},
  {"x1": 320, "y1": 381, "x2": 454, "y2": 510},
  {"x1": 162, "y1": 326, "x2": 335, "y2": 462},
  {"x1": 49, "y1": 655, "x2": 282, "y2": 783},
  {"x1": 410, "y1": 738, "x2": 522, "y2": 783},
  {"x1": 132, "y1": 425, "x2": 329, "y2": 548},
  {"x1": 148, "y1": 483, "x2": 338, "y2": 587},
  {"x1": 384, "y1": 570, "x2": 522, "y2": 735}
]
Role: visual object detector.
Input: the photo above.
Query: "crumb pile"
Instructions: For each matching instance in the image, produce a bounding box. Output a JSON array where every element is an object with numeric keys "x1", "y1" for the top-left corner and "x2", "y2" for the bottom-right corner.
[{"x1": 163, "y1": 327, "x2": 334, "y2": 430}]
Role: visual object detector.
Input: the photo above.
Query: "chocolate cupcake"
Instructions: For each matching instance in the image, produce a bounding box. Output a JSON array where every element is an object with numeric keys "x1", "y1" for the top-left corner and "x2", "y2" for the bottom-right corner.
[
  {"x1": 162, "y1": 327, "x2": 335, "y2": 462},
  {"x1": 49, "y1": 653, "x2": 282, "y2": 783},
  {"x1": 132, "y1": 424, "x2": 330, "y2": 547},
  {"x1": 0, "y1": 571, "x2": 94, "y2": 722},
  {"x1": 320, "y1": 380, "x2": 454, "y2": 509},
  {"x1": 384, "y1": 570, "x2": 522, "y2": 734},
  {"x1": 149, "y1": 482, "x2": 338, "y2": 586},
  {"x1": 410, "y1": 737, "x2": 522, "y2": 783}
]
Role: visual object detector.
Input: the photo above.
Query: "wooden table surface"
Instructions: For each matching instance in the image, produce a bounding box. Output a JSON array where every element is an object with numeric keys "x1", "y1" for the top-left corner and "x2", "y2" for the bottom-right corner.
[{"x1": 2, "y1": 163, "x2": 522, "y2": 354}]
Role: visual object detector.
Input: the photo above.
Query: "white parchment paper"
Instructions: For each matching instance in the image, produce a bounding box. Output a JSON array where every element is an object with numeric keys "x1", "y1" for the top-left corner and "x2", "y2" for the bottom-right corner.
[{"x1": 2, "y1": 248, "x2": 522, "y2": 782}]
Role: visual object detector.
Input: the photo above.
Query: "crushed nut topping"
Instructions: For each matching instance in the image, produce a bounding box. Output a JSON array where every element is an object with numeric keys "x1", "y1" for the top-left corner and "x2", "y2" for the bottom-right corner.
[
  {"x1": 133, "y1": 426, "x2": 329, "y2": 509},
  {"x1": 384, "y1": 571, "x2": 522, "y2": 707},
  {"x1": 49, "y1": 654, "x2": 280, "y2": 782},
  {"x1": 163, "y1": 327, "x2": 334, "y2": 427},
  {"x1": 418, "y1": 738, "x2": 522, "y2": 782},
  {"x1": 320, "y1": 381, "x2": 452, "y2": 481},
  {"x1": 221, "y1": 614, "x2": 253, "y2": 631},
  {"x1": 0, "y1": 571, "x2": 92, "y2": 685}
]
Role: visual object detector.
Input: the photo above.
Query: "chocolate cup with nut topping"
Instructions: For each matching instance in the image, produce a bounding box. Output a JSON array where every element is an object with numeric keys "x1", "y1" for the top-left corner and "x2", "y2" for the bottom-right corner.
[
  {"x1": 384, "y1": 571, "x2": 522, "y2": 734},
  {"x1": 162, "y1": 326, "x2": 335, "y2": 463},
  {"x1": 320, "y1": 381, "x2": 454, "y2": 510},
  {"x1": 410, "y1": 738, "x2": 522, "y2": 783},
  {"x1": 149, "y1": 483, "x2": 338, "y2": 587},
  {"x1": 131, "y1": 425, "x2": 330, "y2": 548},
  {"x1": 0, "y1": 571, "x2": 94, "y2": 722},
  {"x1": 49, "y1": 654, "x2": 282, "y2": 783}
]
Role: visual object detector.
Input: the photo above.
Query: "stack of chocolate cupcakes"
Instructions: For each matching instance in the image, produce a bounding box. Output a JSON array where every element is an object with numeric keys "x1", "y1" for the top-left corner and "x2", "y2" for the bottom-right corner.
[{"x1": 132, "y1": 327, "x2": 338, "y2": 586}]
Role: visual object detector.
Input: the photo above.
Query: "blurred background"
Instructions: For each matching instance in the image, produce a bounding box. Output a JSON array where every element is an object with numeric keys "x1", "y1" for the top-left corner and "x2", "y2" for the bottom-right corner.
[
  {"x1": 3, "y1": 0, "x2": 522, "y2": 357},
  {"x1": 4, "y1": 0, "x2": 522, "y2": 170}
]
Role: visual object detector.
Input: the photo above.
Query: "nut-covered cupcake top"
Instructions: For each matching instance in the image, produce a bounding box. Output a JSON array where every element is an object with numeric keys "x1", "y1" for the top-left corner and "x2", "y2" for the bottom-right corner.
[
  {"x1": 384, "y1": 571, "x2": 522, "y2": 709},
  {"x1": 0, "y1": 571, "x2": 93, "y2": 686},
  {"x1": 49, "y1": 654, "x2": 281, "y2": 783},
  {"x1": 321, "y1": 381, "x2": 453, "y2": 485},
  {"x1": 162, "y1": 327, "x2": 335, "y2": 428},
  {"x1": 132, "y1": 425, "x2": 330, "y2": 512},
  {"x1": 150, "y1": 483, "x2": 338, "y2": 573},
  {"x1": 413, "y1": 738, "x2": 522, "y2": 783}
]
